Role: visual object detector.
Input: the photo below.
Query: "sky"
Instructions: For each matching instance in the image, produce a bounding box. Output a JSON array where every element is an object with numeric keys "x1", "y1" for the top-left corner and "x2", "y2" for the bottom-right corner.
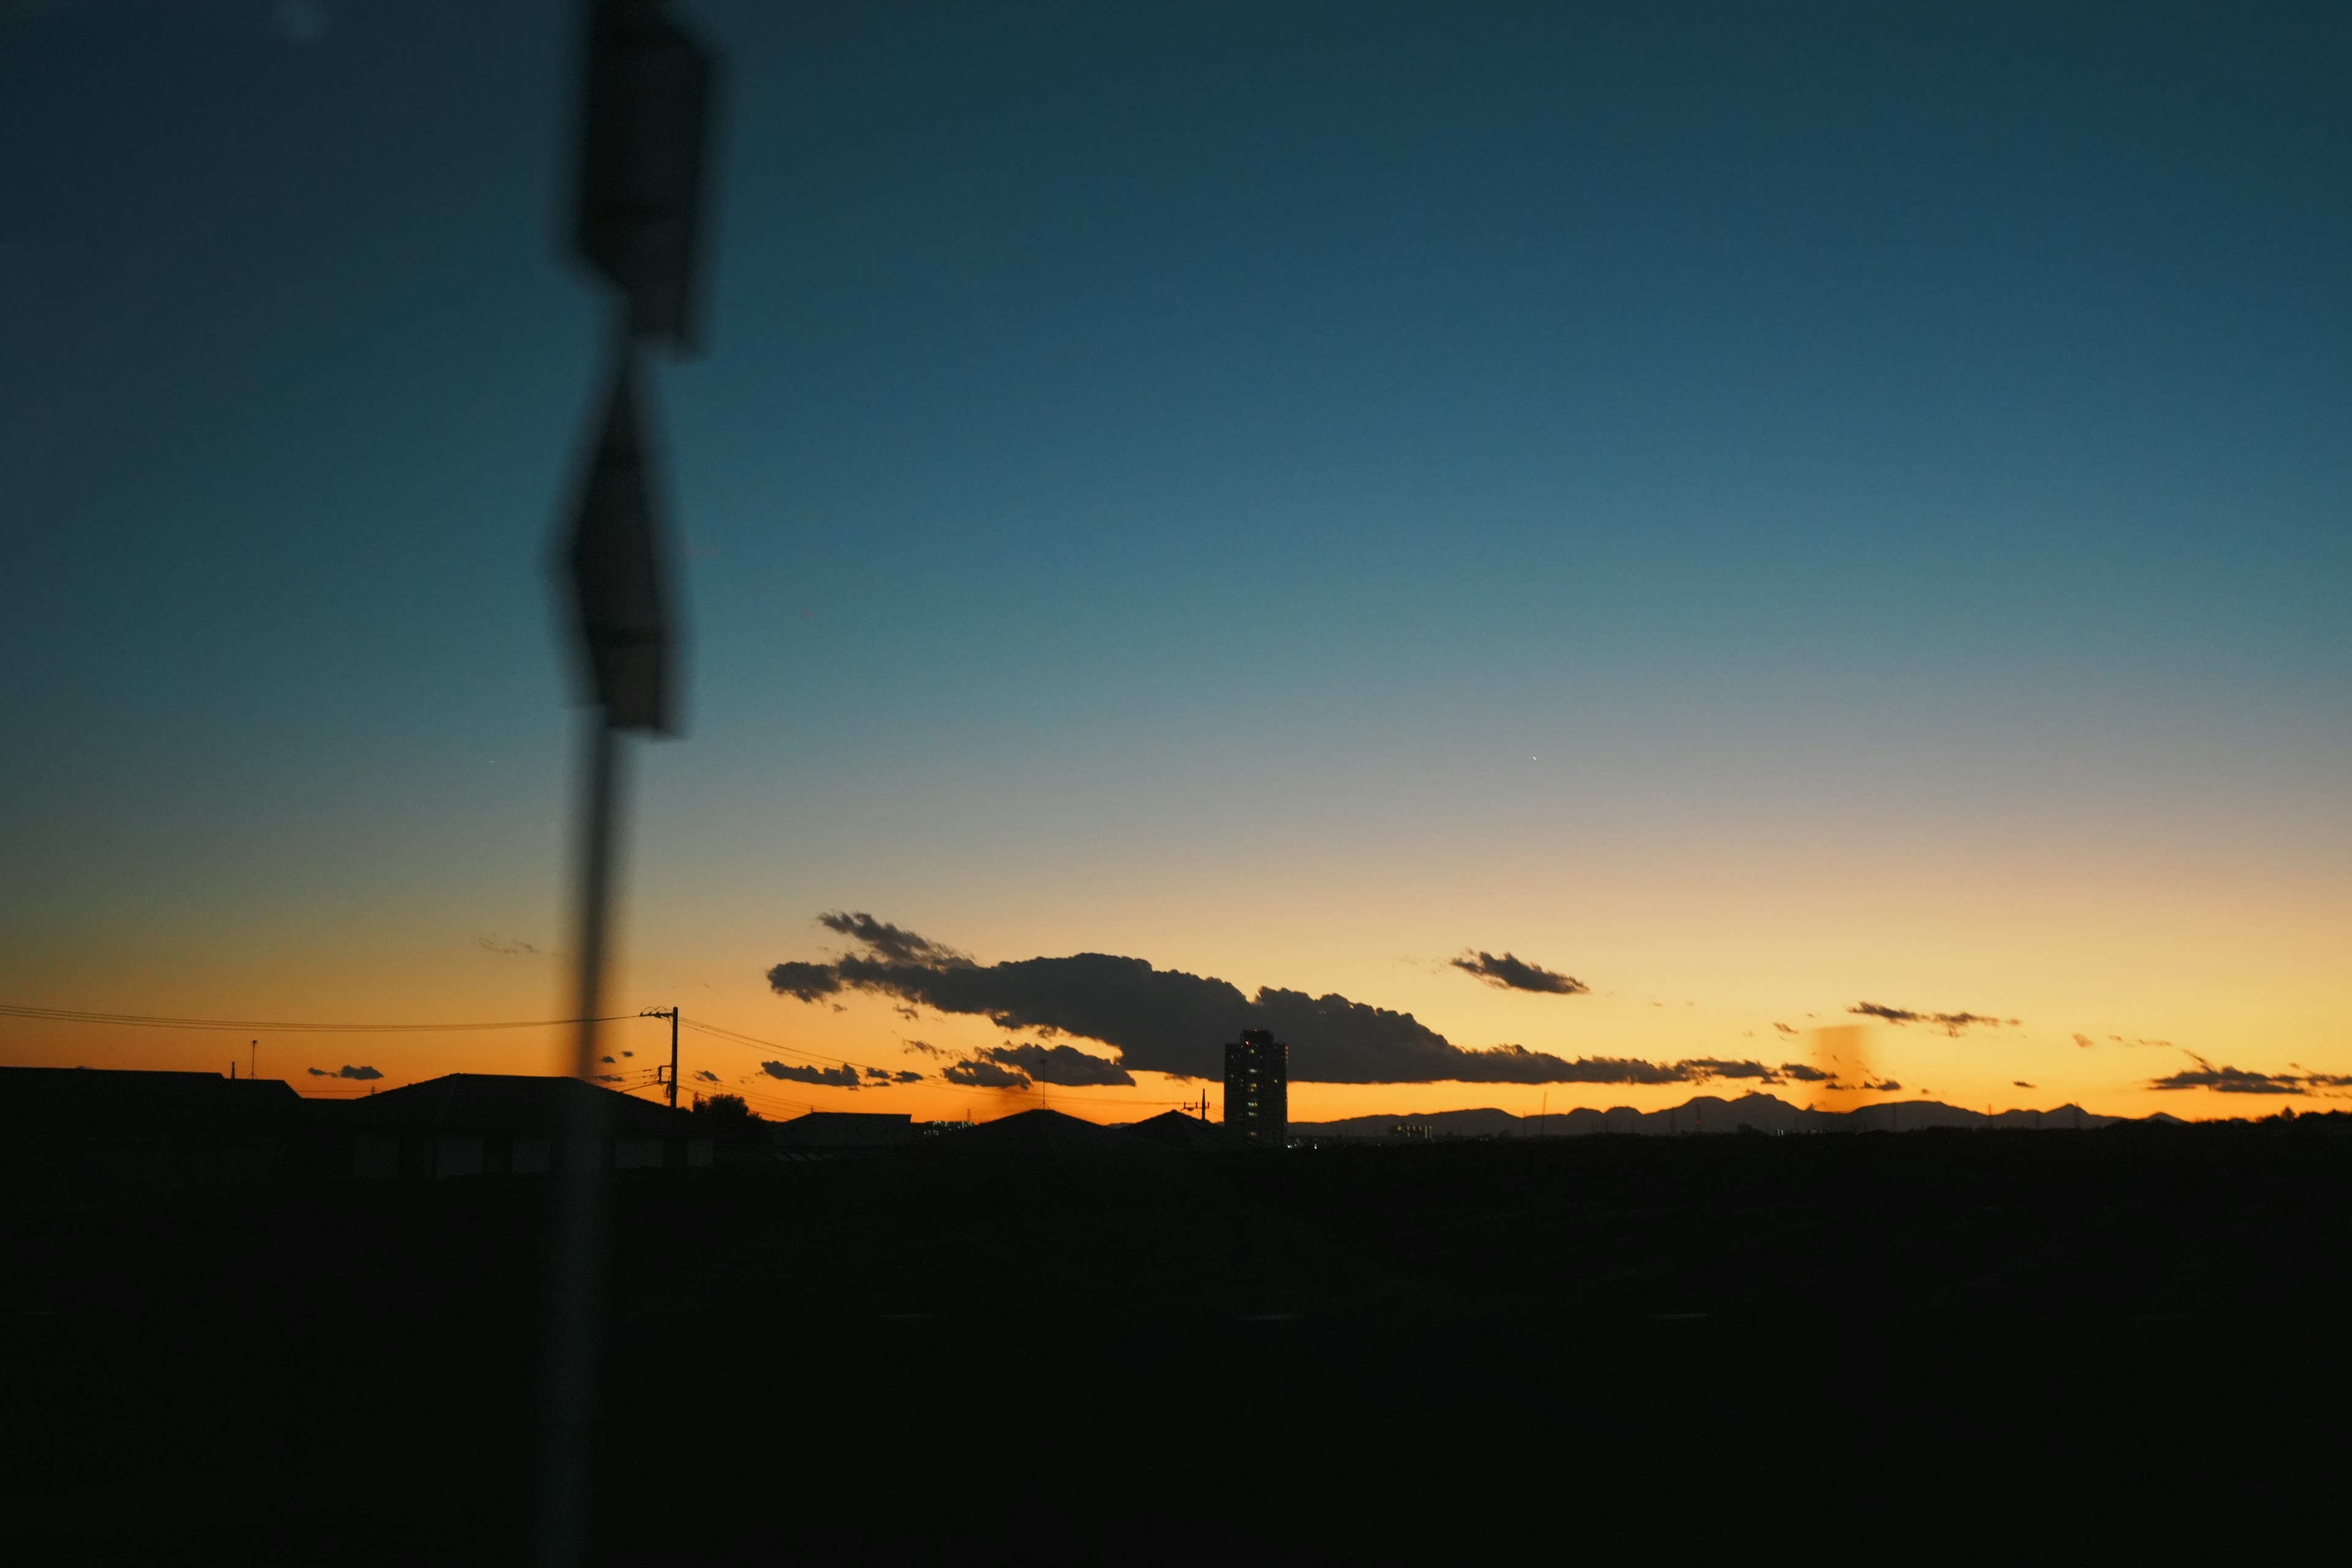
[{"x1": 2, "y1": 0, "x2": 2348, "y2": 1125}]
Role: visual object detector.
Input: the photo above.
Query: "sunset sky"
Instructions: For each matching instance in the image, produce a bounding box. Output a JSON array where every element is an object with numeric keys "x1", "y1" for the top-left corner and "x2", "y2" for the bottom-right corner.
[{"x1": 3, "y1": 1, "x2": 2347, "y2": 1124}]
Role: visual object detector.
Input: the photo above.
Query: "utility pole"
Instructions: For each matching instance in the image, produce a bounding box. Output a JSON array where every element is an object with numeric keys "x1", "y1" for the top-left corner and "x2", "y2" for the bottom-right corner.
[
  {"x1": 639, "y1": 1007, "x2": 679, "y2": 1107},
  {"x1": 545, "y1": 6, "x2": 715, "y2": 1567}
]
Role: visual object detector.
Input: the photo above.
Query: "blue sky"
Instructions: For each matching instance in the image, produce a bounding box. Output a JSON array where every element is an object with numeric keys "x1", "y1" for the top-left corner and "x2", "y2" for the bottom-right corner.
[{"x1": 3, "y1": 1, "x2": 2348, "y2": 1114}]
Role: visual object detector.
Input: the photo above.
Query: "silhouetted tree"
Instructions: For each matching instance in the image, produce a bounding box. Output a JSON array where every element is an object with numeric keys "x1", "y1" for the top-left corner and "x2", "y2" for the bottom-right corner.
[{"x1": 691, "y1": 1091, "x2": 760, "y2": 1128}]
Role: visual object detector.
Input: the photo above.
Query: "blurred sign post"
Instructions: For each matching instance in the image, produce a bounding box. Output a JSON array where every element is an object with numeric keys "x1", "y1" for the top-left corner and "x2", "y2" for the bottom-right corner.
[{"x1": 545, "y1": 4, "x2": 715, "y2": 1566}]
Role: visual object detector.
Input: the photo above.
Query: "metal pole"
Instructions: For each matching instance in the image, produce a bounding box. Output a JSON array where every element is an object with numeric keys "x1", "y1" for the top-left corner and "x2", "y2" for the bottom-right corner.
[
  {"x1": 668, "y1": 1006, "x2": 679, "y2": 1109},
  {"x1": 543, "y1": 710, "x2": 623, "y2": 1568}
]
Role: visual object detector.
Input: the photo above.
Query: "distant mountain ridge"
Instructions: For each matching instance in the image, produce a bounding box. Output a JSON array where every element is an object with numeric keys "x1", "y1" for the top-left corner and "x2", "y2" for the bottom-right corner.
[{"x1": 1292, "y1": 1093, "x2": 2128, "y2": 1140}]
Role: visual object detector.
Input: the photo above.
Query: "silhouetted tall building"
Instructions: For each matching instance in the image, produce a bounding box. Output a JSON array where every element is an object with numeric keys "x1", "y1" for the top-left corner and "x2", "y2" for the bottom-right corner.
[{"x1": 1223, "y1": 1029, "x2": 1287, "y2": 1147}]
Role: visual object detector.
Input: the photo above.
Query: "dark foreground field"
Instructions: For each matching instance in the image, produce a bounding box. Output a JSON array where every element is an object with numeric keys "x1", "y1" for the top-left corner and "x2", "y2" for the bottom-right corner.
[{"x1": 7, "y1": 1122, "x2": 2348, "y2": 1559}]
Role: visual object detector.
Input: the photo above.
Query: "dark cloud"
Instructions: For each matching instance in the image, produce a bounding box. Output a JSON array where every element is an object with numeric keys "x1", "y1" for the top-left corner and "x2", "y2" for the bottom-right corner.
[
  {"x1": 900, "y1": 1039, "x2": 946, "y2": 1058},
  {"x1": 1676, "y1": 1058, "x2": 1778, "y2": 1081},
  {"x1": 2014, "y1": 1080, "x2": 2036, "y2": 1088},
  {"x1": 943, "y1": 1059, "x2": 1030, "y2": 1090},
  {"x1": 691, "y1": 1069, "x2": 721, "y2": 1084},
  {"x1": 766, "y1": 961, "x2": 841, "y2": 1003},
  {"x1": 308, "y1": 1065, "x2": 382, "y2": 1080},
  {"x1": 978, "y1": 1042, "x2": 1134, "y2": 1087},
  {"x1": 478, "y1": 936, "x2": 545, "y2": 957},
  {"x1": 1850, "y1": 1003, "x2": 2012, "y2": 1036},
  {"x1": 1449, "y1": 951, "x2": 1589, "y2": 996},
  {"x1": 2073, "y1": 1034, "x2": 2094, "y2": 1049},
  {"x1": 861, "y1": 1066, "x2": 927, "y2": 1085},
  {"x1": 600, "y1": 1055, "x2": 616, "y2": 1065},
  {"x1": 760, "y1": 1060, "x2": 862, "y2": 1090},
  {"x1": 1861, "y1": 1077, "x2": 1902, "y2": 1092},
  {"x1": 771, "y1": 916, "x2": 1836, "y2": 1087},
  {"x1": 1773, "y1": 1023, "x2": 1798, "y2": 1035},
  {"x1": 2147, "y1": 1056, "x2": 2352, "y2": 1096},
  {"x1": 2149, "y1": 1063, "x2": 2301, "y2": 1095},
  {"x1": 815, "y1": 911, "x2": 969, "y2": 967},
  {"x1": 1776, "y1": 1063, "x2": 1831, "y2": 1082}
]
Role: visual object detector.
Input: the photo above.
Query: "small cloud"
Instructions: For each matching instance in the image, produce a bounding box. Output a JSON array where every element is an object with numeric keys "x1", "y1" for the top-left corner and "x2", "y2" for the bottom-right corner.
[
  {"x1": 1773, "y1": 1023, "x2": 1797, "y2": 1035},
  {"x1": 943, "y1": 1059, "x2": 1030, "y2": 1090},
  {"x1": 691, "y1": 1069, "x2": 722, "y2": 1084},
  {"x1": 1776, "y1": 1063, "x2": 1831, "y2": 1082},
  {"x1": 2073, "y1": 1034, "x2": 2094, "y2": 1049},
  {"x1": 816, "y1": 911, "x2": 971, "y2": 967},
  {"x1": 1449, "y1": 951, "x2": 1589, "y2": 996},
  {"x1": 600, "y1": 1056, "x2": 615, "y2": 1065},
  {"x1": 594, "y1": 1074, "x2": 624, "y2": 1084},
  {"x1": 893, "y1": 1005, "x2": 921, "y2": 1020},
  {"x1": 1850, "y1": 1002, "x2": 2008, "y2": 1036},
  {"x1": 308, "y1": 1065, "x2": 382, "y2": 1080},
  {"x1": 901, "y1": 1040, "x2": 946, "y2": 1058},
  {"x1": 1860, "y1": 1076, "x2": 1902, "y2": 1093},
  {"x1": 1677, "y1": 1058, "x2": 1780, "y2": 1082},
  {"x1": 2014, "y1": 1081, "x2": 2036, "y2": 1088},
  {"x1": 2147, "y1": 1054, "x2": 2352, "y2": 1096},
  {"x1": 976, "y1": 1042, "x2": 1134, "y2": 1087},
  {"x1": 478, "y1": 936, "x2": 545, "y2": 957},
  {"x1": 760, "y1": 1061, "x2": 862, "y2": 1090},
  {"x1": 622, "y1": 1051, "x2": 634, "y2": 1058}
]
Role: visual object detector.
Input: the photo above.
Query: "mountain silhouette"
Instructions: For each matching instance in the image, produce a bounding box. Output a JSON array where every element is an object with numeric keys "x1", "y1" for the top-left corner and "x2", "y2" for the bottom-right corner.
[{"x1": 1294, "y1": 1092, "x2": 2127, "y2": 1140}]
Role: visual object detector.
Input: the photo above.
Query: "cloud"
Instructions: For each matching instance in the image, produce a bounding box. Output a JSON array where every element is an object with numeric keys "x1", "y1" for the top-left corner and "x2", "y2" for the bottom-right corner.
[
  {"x1": 2146, "y1": 1055, "x2": 2352, "y2": 1096},
  {"x1": 1850, "y1": 1002, "x2": 2015, "y2": 1036},
  {"x1": 766, "y1": 961, "x2": 841, "y2": 1003},
  {"x1": 308, "y1": 1065, "x2": 382, "y2": 1080},
  {"x1": 943, "y1": 1059, "x2": 1031, "y2": 1090},
  {"x1": 2149, "y1": 1063, "x2": 2301, "y2": 1095},
  {"x1": 1861, "y1": 1076, "x2": 1902, "y2": 1092},
  {"x1": 478, "y1": 936, "x2": 546, "y2": 957},
  {"x1": 1676, "y1": 1058, "x2": 1779, "y2": 1081},
  {"x1": 600, "y1": 1056, "x2": 616, "y2": 1065},
  {"x1": 2014, "y1": 1081, "x2": 2035, "y2": 1088},
  {"x1": 760, "y1": 1060, "x2": 862, "y2": 1090},
  {"x1": 691, "y1": 1069, "x2": 722, "y2": 1084},
  {"x1": 771, "y1": 916, "x2": 1844, "y2": 1087},
  {"x1": 1773, "y1": 1022, "x2": 1798, "y2": 1035},
  {"x1": 816, "y1": 911, "x2": 969, "y2": 967},
  {"x1": 977, "y1": 1042, "x2": 1134, "y2": 1087},
  {"x1": 861, "y1": 1066, "x2": 926, "y2": 1085},
  {"x1": 2073, "y1": 1035, "x2": 2094, "y2": 1049},
  {"x1": 1449, "y1": 951, "x2": 1589, "y2": 996},
  {"x1": 1776, "y1": 1062, "x2": 1832, "y2": 1082},
  {"x1": 900, "y1": 1040, "x2": 947, "y2": 1058}
]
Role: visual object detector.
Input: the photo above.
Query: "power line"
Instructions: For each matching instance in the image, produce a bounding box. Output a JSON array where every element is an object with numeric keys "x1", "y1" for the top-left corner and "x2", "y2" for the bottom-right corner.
[
  {"x1": 678, "y1": 1017, "x2": 909, "y2": 1073},
  {"x1": 0, "y1": 1003, "x2": 643, "y2": 1035}
]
